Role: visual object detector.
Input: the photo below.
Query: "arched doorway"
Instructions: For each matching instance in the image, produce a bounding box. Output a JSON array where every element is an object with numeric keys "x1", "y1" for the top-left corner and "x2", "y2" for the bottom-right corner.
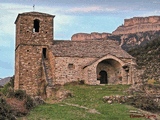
[
  {"x1": 96, "y1": 59, "x2": 123, "y2": 84},
  {"x1": 99, "y1": 70, "x2": 108, "y2": 84}
]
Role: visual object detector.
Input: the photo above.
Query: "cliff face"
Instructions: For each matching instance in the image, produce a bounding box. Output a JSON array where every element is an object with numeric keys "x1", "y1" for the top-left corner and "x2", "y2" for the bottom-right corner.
[
  {"x1": 112, "y1": 16, "x2": 160, "y2": 35},
  {"x1": 71, "y1": 32, "x2": 111, "y2": 41},
  {"x1": 108, "y1": 31, "x2": 160, "y2": 51},
  {"x1": 71, "y1": 16, "x2": 160, "y2": 51}
]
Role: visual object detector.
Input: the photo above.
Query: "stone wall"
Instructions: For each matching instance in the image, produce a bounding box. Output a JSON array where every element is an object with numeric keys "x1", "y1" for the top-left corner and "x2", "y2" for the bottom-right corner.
[
  {"x1": 15, "y1": 45, "x2": 47, "y2": 95},
  {"x1": 54, "y1": 57, "x2": 96, "y2": 85},
  {"x1": 14, "y1": 47, "x2": 20, "y2": 90},
  {"x1": 53, "y1": 55, "x2": 137, "y2": 85},
  {"x1": 48, "y1": 49, "x2": 56, "y2": 85},
  {"x1": 15, "y1": 12, "x2": 54, "y2": 47},
  {"x1": 112, "y1": 16, "x2": 160, "y2": 35}
]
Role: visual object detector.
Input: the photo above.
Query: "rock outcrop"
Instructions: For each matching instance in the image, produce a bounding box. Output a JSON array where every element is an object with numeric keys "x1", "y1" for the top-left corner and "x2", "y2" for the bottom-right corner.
[
  {"x1": 71, "y1": 32, "x2": 111, "y2": 41},
  {"x1": 108, "y1": 31, "x2": 160, "y2": 51},
  {"x1": 112, "y1": 16, "x2": 160, "y2": 35},
  {"x1": 71, "y1": 16, "x2": 160, "y2": 51}
]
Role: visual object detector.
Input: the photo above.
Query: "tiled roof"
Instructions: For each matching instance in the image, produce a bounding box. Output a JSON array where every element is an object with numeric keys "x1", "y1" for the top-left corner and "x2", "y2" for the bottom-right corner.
[{"x1": 52, "y1": 40, "x2": 133, "y2": 58}]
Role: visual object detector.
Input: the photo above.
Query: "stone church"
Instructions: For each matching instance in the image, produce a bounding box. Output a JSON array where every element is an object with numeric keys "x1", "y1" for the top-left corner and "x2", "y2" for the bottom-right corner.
[{"x1": 14, "y1": 12, "x2": 139, "y2": 96}]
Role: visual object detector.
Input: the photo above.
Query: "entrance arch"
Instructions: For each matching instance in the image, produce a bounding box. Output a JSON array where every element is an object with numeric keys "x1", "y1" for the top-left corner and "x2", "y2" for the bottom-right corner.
[
  {"x1": 99, "y1": 70, "x2": 108, "y2": 84},
  {"x1": 97, "y1": 59, "x2": 123, "y2": 84}
]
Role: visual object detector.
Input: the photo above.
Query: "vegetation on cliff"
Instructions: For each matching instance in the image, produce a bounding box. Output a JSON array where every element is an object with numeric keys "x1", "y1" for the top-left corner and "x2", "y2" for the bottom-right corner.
[
  {"x1": 108, "y1": 31, "x2": 160, "y2": 51},
  {"x1": 128, "y1": 37, "x2": 160, "y2": 82}
]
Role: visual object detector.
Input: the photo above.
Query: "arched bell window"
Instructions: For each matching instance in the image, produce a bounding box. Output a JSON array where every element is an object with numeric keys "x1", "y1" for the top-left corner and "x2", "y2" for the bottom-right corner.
[{"x1": 33, "y1": 19, "x2": 40, "y2": 32}]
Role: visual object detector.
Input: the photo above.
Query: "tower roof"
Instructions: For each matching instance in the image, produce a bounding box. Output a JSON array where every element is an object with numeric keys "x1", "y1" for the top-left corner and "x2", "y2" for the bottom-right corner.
[{"x1": 15, "y1": 11, "x2": 55, "y2": 24}]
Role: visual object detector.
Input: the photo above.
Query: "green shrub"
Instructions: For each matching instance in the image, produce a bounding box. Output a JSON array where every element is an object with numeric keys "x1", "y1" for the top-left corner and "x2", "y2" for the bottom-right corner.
[
  {"x1": 14, "y1": 90, "x2": 27, "y2": 100},
  {"x1": 10, "y1": 76, "x2": 14, "y2": 88},
  {"x1": 1, "y1": 82, "x2": 12, "y2": 96},
  {"x1": 25, "y1": 95, "x2": 35, "y2": 110},
  {"x1": 1, "y1": 76, "x2": 14, "y2": 96}
]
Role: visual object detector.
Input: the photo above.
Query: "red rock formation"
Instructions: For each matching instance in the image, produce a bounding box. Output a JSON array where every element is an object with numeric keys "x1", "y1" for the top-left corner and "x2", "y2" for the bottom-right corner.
[
  {"x1": 112, "y1": 16, "x2": 160, "y2": 35},
  {"x1": 71, "y1": 32, "x2": 111, "y2": 41}
]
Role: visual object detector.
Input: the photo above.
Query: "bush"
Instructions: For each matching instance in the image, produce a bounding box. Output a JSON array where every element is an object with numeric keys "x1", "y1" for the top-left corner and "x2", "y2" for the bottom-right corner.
[
  {"x1": 13, "y1": 90, "x2": 35, "y2": 110},
  {"x1": 0, "y1": 98, "x2": 16, "y2": 120},
  {"x1": 0, "y1": 89, "x2": 35, "y2": 119},
  {"x1": 10, "y1": 76, "x2": 14, "y2": 88},
  {"x1": 14, "y1": 90, "x2": 27, "y2": 100},
  {"x1": 1, "y1": 82, "x2": 12, "y2": 96},
  {"x1": 25, "y1": 95, "x2": 35, "y2": 110},
  {"x1": 1, "y1": 76, "x2": 14, "y2": 96},
  {"x1": 5, "y1": 89, "x2": 35, "y2": 110}
]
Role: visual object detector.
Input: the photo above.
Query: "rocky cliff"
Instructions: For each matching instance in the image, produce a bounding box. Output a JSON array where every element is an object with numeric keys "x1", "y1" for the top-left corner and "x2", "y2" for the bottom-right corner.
[
  {"x1": 71, "y1": 32, "x2": 111, "y2": 41},
  {"x1": 112, "y1": 16, "x2": 160, "y2": 35},
  {"x1": 108, "y1": 31, "x2": 160, "y2": 51},
  {"x1": 71, "y1": 16, "x2": 160, "y2": 51}
]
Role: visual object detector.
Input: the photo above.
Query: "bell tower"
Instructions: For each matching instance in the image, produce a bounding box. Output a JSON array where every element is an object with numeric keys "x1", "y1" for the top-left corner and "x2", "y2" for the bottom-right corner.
[{"x1": 14, "y1": 12, "x2": 55, "y2": 95}]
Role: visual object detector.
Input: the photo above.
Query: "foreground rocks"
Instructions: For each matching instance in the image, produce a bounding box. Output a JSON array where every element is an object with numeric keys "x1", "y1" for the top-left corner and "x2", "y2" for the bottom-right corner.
[
  {"x1": 103, "y1": 84, "x2": 160, "y2": 114},
  {"x1": 103, "y1": 95, "x2": 132, "y2": 104}
]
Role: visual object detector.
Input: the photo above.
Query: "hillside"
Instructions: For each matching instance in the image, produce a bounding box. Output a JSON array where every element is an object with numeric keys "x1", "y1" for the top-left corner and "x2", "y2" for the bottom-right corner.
[
  {"x1": 21, "y1": 84, "x2": 149, "y2": 120},
  {"x1": 128, "y1": 37, "x2": 160, "y2": 82}
]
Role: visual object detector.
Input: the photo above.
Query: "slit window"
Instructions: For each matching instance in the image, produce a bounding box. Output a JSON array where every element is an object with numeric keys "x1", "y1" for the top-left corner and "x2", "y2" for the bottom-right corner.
[
  {"x1": 43, "y1": 48, "x2": 47, "y2": 58},
  {"x1": 68, "y1": 63, "x2": 75, "y2": 69},
  {"x1": 34, "y1": 19, "x2": 40, "y2": 32}
]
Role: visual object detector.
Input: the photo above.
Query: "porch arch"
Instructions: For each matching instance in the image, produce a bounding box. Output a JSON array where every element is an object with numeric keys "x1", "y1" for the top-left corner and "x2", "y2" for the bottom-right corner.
[
  {"x1": 94, "y1": 54, "x2": 126, "y2": 67},
  {"x1": 95, "y1": 54, "x2": 127, "y2": 84}
]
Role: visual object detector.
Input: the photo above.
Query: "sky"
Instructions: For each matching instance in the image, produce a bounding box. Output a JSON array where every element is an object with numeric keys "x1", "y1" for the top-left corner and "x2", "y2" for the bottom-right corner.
[{"x1": 0, "y1": 0, "x2": 160, "y2": 78}]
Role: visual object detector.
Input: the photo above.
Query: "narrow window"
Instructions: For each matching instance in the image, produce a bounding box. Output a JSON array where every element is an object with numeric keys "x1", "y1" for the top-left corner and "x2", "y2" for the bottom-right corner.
[
  {"x1": 43, "y1": 48, "x2": 47, "y2": 58},
  {"x1": 34, "y1": 19, "x2": 40, "y2": 32},
  {"x1": 68, "y1": 63, "x2": 75, "y2": 69}
]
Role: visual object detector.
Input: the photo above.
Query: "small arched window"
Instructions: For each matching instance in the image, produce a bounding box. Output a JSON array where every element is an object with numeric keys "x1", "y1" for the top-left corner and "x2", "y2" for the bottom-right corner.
[{"x1": 33, "y1": 19, "x2": 40, "y2": 32}]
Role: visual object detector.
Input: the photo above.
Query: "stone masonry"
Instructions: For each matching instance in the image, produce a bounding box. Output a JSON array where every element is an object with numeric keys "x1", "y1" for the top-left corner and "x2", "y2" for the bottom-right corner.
[
  {"x1": 14, "y1": 11, "x2": 139, "y2": 96},
  {"x1": 14, "y1": 12, "x2": 54, "y2": 95}
]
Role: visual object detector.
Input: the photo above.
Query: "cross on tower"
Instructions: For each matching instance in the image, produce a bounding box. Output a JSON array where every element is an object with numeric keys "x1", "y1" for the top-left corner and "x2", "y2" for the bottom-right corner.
[{"x1": 33, "y1": 4, "x2": 35, "y2": 11}]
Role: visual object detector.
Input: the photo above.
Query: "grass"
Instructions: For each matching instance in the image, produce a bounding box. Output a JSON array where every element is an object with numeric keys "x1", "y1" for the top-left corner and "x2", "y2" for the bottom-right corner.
[{"x1": 20, "y1": 84, "x2": 146, "y2": 120}]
